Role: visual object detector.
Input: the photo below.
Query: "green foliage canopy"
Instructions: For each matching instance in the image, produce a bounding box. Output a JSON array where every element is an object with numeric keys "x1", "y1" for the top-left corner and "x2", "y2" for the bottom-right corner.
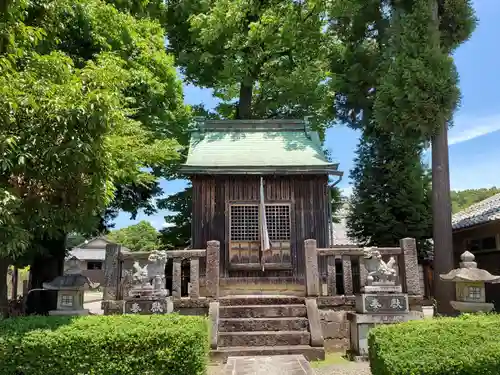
[
  {"x1": 164, "y1": 0, "x2": 332, "y2": 123},
  {"x1": 106, "y1": 221, "x2": 160, "y2": 251},
  {"x1": 0, "y1": 0, "x2": 189, "y2": 259}
]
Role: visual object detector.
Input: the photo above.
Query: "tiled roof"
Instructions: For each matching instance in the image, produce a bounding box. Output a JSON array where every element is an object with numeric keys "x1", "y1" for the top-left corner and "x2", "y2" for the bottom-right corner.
[
  {"x1": 181, "y1": 119, "x2": 340, "y2": 174},
  {"x1": 452, "y1": 193, "x2": 500, "y2": 230},
  {"x1": 67, "y1": 248, "x2": 105, "y2": 261}
]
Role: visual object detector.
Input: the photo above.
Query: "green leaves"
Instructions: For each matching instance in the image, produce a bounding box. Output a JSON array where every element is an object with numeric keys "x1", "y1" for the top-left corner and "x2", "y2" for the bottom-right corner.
[
  {"x1": 106, "y1": 221, "x2": 160, "y2": 251},
  {"x1": 347, "y1": 128, "x2": 432, "y2": 252},
  {"x1": 369, "y1": 314, "x2": 500, "y2": 375},
  {"x1": 164, "y1": 0, "x2": 330, "y2": 120},
  {"x1": 373, "y1": 0, "x2": 460, "y2": 140},
  {"x1": 0, "y1": 0, "x2": 190, "y2": 258},
  {"x1": 0, "y1": 314, "x2": 209, "y2": 375}
]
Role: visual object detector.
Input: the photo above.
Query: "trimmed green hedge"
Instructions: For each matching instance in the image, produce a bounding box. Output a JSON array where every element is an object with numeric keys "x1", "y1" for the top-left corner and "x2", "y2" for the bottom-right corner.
[
  {"x1": 368, "y1": 314, "x2": 500, "y2": 375},
  {"x1": 0, "y1": 314, "x2": 208, "y2": 375}
]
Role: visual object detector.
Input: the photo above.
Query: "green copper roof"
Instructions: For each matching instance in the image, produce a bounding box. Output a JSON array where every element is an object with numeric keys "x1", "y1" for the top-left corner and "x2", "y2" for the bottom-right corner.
[{"x1": 181, "y1": 119, "x2": 341, "y2": 175}]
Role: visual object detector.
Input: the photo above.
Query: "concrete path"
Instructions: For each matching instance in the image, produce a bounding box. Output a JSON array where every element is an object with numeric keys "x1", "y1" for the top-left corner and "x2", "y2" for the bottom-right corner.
[{"x1": 224, "y1": 355, "x2": 314, "y2": 375}]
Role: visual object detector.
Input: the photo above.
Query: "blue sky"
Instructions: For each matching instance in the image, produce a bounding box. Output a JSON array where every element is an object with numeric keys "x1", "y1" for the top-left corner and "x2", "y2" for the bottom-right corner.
[{"x1": 114, "y1": 0, "x2": 500, "y2": 230}]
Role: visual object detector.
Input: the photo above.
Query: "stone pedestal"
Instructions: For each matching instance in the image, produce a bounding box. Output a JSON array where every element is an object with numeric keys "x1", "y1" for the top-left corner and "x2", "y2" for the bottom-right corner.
[
  {"x1": 49, "y1": 309, "x2": 89, "y2": 316},
  {"x1": 349, "y1": 292, "x2": 421, "y2": 359},
  {"x1": 348, "y1": 311, "x2": 422, "y2": 357}
]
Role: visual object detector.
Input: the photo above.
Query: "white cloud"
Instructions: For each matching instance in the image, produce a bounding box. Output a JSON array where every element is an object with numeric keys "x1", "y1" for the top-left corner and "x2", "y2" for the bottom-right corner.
[
  {"x1": 162, "y1": 222, "x2": 175, "y2": 228},
  {"x1": 448, "y1": 114, "x2": 500, "y2": 145}
]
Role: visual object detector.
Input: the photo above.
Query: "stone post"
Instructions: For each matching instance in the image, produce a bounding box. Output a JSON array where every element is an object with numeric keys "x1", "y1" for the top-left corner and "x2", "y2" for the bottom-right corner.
[
  {"x1": 189, "y1": 258, "x2": 200, "y2": 299},
  {"x1": 205, "y1": 240, "x2": 220, "y2": 298},
  {"x1": 305, "y1": 239, "x2": 320, "y2": 296},
  {"x1": 103, "y1": 243, "x2": 121, "y2": 301},
  {"x1": 399, "y1": 238, "x2": 420, "y2": 295},
  {"x1": 172, "y1": 258, "x2": 182, "y2": 299},
  {"x1": 102, "y1": 243, "x2": 122, "y2": 315}
]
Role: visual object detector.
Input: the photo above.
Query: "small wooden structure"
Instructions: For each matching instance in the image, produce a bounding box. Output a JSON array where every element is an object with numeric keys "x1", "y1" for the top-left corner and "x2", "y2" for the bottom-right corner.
[{"x1": 180, "y1": 119, "x2": 343, "y2": 282}]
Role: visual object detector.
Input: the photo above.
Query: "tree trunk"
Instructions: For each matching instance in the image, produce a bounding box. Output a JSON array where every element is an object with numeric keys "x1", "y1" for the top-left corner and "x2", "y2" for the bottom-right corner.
[
  {"x1": 27, "y1": 233, "x2": 66, "y2": 315},
  {"x1": 429, "y1": 0, "x2": 455, "y2": 314},
  {"x1": 431, "y1": 124, "x2": 455, "y2": 314},
  {"x1": 0, "y1": 257, "x2": 9, "y2": 318},
  {"x1": 236, "y1": 81, "x2": 253, "y2": 119}
]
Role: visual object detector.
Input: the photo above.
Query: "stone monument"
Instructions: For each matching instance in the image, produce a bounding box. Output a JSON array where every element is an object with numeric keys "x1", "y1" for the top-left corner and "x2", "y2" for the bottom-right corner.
[
  {"x1": 347, "y1": 247, "x2": 422, "y2": 359},
  {"x1": 440, "y1": 251, "x2": 500, "y2": 313},
  {"x1": 43, "y1": 259, "x2": 100, "y2": 316},
  {"x1": 124, "y1": 250, "x2": 173, "y2": 314}
]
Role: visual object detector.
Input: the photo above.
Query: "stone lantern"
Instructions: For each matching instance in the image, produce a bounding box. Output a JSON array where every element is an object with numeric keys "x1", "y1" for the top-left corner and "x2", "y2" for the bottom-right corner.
[
  {"x1": 440, "y1": 251, "x2": 500, "y2": 313},
  {"x1": 43, "y1": 259, "x2": 100, "y2": 316}
]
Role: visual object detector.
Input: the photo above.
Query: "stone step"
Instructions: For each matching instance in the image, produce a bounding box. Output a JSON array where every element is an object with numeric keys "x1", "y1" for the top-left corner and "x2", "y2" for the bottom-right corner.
[
  {"x1": 218, "y1": 331, "x2": 311, "y2": 347},
  {"x1": 211, "y1": 345, "x2": 325, "y2": 363},
  {"x1": 219, "y1": 304, "x2": 307, "y2": 318},
  {"x1": 219, "y1": 317, "x2": 309, "y2": 332},
  {"x1": 219, "y1": 295, "x2": 305, "y2": 306}
]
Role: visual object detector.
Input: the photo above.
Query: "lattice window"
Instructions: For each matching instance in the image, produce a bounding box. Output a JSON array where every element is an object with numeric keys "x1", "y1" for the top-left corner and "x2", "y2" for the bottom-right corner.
[
  {"x1": 468, "y1": 286, "x2": 482, "y2": 300},
  {"x1": 229, "y1": 205, "x2": 259, "y2": 241},
  {"x1": 61, "y1": 295, "x2": 73, "y2": 307},
  {"x1": 265, "y1": 205, "x2": 291, "y2": 241}
]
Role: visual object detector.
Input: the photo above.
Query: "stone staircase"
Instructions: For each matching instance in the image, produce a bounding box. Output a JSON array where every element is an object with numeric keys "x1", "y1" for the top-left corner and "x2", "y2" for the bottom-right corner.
[{"x1": 211, "y1": 295, "x2": 325, "y2": 363}]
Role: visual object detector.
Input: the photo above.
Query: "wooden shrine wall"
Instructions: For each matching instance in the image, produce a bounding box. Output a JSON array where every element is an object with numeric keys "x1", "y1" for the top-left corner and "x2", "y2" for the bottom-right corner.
[{"x1": 191, "y1": 175, "x2": 330, "y2": 278}]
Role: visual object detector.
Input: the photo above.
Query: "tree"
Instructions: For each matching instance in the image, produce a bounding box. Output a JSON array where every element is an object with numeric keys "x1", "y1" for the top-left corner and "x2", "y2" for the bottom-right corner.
[
  {"x1": 164, "y1": 0, "x2": 332, "y2": 124},
  {"x1": 107, "y1": 221, "x2": 160, "y2": 251},
  {"x1": 347, "y1": 127, "x2": 432, "y2": 253},
  {"x1": 372, "y1": 0, "x2": 476, "y2": 313},
  {"x1": 451, "y1": 187, "x2": 500, "y2": 214},
  {"x1": 0, "y1": 0, "x2": 189, "y2": 314},
  {"x1": 328, "y1": 0, "x2": 476, "y2": 312},
  {"x1": 159, "y1": 185, "x2": 192, "y2": 249}
]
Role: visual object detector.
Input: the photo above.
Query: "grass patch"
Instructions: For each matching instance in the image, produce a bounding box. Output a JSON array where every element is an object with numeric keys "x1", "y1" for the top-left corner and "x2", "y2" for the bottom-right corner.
[{"x1": 311, "y1": 352, "x2": 350, "y2": 368}]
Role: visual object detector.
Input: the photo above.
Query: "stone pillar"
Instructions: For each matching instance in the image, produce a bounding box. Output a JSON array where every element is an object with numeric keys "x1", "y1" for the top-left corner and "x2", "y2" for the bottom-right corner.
[
  {"x1": 206, "y1": 240, "x2": 220, "y2": 298},
  {"x1": 400, "y1": 238, "x2": 420, "y2": 296},
  {"x1": 342, "y1": 256, "x2": 353, "y2": 295},
  {"x1": 103, "y1": 243, "x2": 121, "y2": 302},
  {"x1": 189, "y1": 258, "x2": 200, "y2": 299},
  {"x1": 305, "y1": 239, "x2": 320, "y2": 296},
  {"x1": 172, "y1": 258, "x2": 182, "y2": 299},
  {"x1": 327, "y1": 256, "x2": 337, "y2": 296}
]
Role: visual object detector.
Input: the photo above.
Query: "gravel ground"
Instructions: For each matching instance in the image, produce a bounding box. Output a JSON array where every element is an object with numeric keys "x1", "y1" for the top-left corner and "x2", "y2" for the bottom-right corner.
[
  {"x1": 313, "y1": 362, "x2": 371, "y2": 375},
  {"x1": 207, "y1": 361, "x2": 371, "y2": 375}
]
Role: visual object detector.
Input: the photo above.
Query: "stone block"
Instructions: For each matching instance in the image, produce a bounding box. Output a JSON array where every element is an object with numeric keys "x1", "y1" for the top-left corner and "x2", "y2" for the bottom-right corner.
[
  {"x1": 305, "y1": 239, "x2": 319, "y2": 296},
  {"x1": 101, "y1": 300, "x2": 124, "y2": 315},
  {"x1": 206, "y1": 240, "x2": 220, "y2": 298}
]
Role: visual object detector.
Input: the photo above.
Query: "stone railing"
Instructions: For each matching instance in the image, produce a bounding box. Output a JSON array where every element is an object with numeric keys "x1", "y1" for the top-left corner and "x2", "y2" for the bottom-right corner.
[
  {"x1": 102, "y1": 240, "x2": 220, "y2": 306},
  {"x1": 305, "y1": 238, "x2": 420, "y2": 297}
]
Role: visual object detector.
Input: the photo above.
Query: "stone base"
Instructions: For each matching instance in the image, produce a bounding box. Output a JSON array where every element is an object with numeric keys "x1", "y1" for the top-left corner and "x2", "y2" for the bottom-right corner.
[
  {"x1": 49, "y1": 309, "x2": 89, "y2": 316},
  {"x1": 450, "y1": 300, "x2": 494, "y2": 313},
  {"x1": 347, "y1": 311, "x2": 423, "y2": 357},
  {"x1": 356, "y1": 293, "x2": 409, "y2": 314}
]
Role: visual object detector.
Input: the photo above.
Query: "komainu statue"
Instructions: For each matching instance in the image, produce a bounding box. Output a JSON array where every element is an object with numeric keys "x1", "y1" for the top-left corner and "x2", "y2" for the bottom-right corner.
[{"x1": 363, "y1": 247, "x2": 397, "y2": 285}]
